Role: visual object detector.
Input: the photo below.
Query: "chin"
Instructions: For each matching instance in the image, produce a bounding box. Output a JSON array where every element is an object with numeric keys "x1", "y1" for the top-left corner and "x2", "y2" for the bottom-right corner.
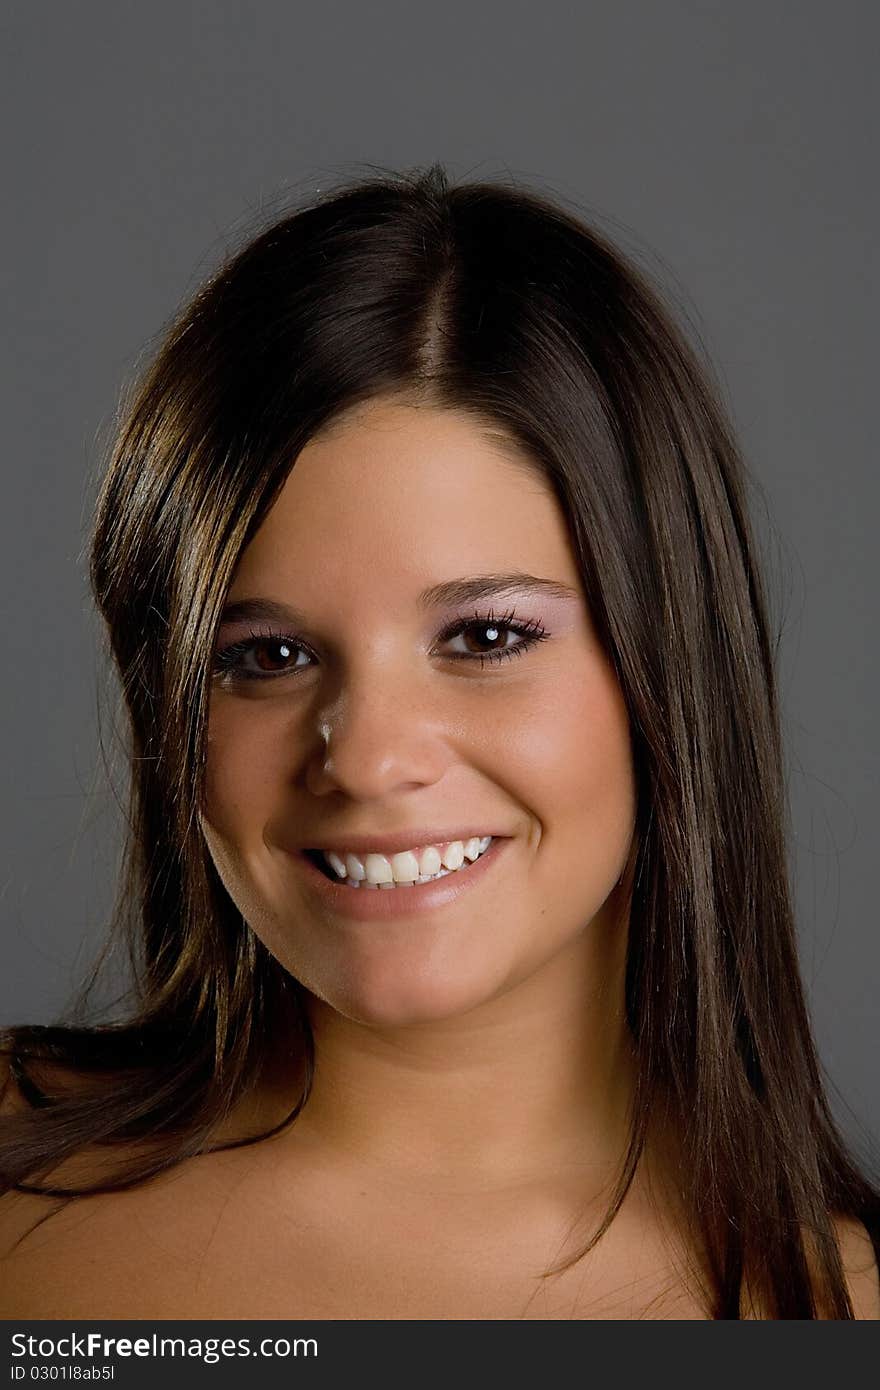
[{"x1": 308, "y1": 957, "x2": 504, "y2": 1029}]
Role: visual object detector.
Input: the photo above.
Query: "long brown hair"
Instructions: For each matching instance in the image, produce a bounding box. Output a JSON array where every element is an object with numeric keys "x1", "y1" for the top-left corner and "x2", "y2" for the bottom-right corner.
[{"x1": 2, "y1": 162, "x2": 878, "y2": 1317}]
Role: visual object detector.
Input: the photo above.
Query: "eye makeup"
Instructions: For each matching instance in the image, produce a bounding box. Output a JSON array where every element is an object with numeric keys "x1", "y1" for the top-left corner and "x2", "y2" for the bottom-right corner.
[{"x1": 211, "y1": 606, "x2": 551, "y2": 685}]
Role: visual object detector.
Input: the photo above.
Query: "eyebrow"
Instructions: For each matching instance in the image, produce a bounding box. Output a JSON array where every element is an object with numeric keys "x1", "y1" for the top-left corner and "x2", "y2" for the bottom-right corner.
[{"x1": 218, "y1": 572, "x2": 580, "y2": 627}]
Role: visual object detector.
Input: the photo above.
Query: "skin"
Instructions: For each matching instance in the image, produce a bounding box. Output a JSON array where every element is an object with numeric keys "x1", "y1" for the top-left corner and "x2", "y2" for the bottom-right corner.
[{"x1": 201, "y1": 395, "x2": 642, "y2": 1190}]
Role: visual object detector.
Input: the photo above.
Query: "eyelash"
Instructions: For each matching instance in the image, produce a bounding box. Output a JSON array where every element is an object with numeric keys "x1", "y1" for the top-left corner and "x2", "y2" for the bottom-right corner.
[{"x1": 211, "y1": 607, "x2": 550, "y2": 684}]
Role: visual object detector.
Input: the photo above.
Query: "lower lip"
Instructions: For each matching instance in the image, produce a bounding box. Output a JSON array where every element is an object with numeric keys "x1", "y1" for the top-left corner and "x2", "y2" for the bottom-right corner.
[{"x1": 293, "y1": 838, "x2": 511, "y2": 920}]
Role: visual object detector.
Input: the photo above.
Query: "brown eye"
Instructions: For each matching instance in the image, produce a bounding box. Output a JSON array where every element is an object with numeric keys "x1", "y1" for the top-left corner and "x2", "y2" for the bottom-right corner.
[
  {"x1": 212, "y1": 632, "x2": 311, "y2": 682},
  {"x1": 455, "y1": 622, "x2": 509, "y2": 655},
  {"x1": 250, "y1": 639, "x2": 298, "y2": 672},
  {"x1": 438, "y1": 611, "x2": 550, "y2": 667}
]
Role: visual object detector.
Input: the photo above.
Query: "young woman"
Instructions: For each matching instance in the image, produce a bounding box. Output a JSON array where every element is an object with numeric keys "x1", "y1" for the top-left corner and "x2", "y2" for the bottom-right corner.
[{"x1": 1, "y1": 163, "x2": 877, "y2": 1320}]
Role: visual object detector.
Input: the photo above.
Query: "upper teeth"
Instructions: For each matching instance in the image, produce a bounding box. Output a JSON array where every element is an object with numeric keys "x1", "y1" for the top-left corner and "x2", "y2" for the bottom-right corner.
[{"x1": 321, "y1": 837, "x2": 493, "y2": 884}]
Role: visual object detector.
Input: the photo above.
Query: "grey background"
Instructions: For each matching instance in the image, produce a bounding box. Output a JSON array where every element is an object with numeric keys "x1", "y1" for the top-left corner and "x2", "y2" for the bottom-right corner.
[{"x1": 1, "y1": 2, "x2": 876, "y2": 1153}]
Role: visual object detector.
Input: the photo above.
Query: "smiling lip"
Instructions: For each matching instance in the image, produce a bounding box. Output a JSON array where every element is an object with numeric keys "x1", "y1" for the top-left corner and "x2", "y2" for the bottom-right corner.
[
  {"x1": 299, "y1": 830, "x2": 502, "y2": 857},
  {"x1": 293, "y1": 836, "x2": 510, "y2": 920}
]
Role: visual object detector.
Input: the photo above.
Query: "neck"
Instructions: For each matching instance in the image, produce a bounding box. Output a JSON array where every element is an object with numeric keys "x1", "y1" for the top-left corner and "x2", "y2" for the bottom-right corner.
[{"x1": 252, "y1": 903, "x2": 641, "y2": 1195}]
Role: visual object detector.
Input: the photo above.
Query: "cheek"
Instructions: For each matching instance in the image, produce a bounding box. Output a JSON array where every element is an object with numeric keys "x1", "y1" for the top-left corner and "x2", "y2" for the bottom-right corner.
[
  {"x1": 201, "y1": 705, "x2": 298, "y2": 936},
  {"x1": 504, "y1": 661, "x2": 636, "y2": 869},
  {"x1": 204, "y1": 703, "x2": 280, "y2": 813},
  {"x1": 201, "y1": 704, "x2": 294, "y2": 878}
]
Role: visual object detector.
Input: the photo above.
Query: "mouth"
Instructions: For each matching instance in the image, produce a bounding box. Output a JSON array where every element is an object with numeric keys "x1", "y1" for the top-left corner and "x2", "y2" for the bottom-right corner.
[
  {"x1": 293, "y1": 836, "x2": 511, "y2": 920},
  {"x1": 302, "y1": 838, "x2": 491, "y2": 885}
]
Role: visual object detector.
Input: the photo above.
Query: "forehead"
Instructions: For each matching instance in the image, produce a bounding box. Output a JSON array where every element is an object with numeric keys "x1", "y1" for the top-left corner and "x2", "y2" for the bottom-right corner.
[{"x1": 230, "y1": 400, "x2": 581, "y2": 604}]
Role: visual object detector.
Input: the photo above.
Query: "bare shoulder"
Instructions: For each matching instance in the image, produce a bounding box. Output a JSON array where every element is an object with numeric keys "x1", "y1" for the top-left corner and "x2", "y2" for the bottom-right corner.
[
  {"x1": 832, "y1": 1214, "x2": 880, "y2": 1320},
  {"x1": 0, "y1": 1053, "x2": 149, "y2": 1270},
  {"x1": 0, "y1": 1062, "x2": 260, "y2": 1319}
]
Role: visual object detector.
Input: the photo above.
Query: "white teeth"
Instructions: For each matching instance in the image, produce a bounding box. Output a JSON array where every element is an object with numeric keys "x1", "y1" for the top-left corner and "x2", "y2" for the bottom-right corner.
[
  {"x1": 440, "y1": 841, "x2": 465, "y2": 870},
  {"x1": 317, "y1": 836, "x2": 495, "y2": 887},
  {"x1": 326, "y1": 850, "x2": 348, "y2": 879},
  {"x1": 418, "y1": 845, "x2": 442, "y2": 876},
  {"x1": 390, "y1": 850, "x2": 420, "y2": 883},
  {"x1": 345, "y1": 852, "x2": 366, "y2": 880},
  {"x1": 364, "y1": 853, "x2": 394, "y2": 885}
]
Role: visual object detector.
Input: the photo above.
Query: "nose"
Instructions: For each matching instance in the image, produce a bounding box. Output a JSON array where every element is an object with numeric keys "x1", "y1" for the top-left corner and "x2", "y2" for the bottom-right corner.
[{"x1": 304, "y1": 665, "x2": 450, "y2": 801}]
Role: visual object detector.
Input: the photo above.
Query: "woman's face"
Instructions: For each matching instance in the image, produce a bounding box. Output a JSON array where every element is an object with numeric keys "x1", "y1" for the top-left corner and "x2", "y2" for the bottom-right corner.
[{"x1": 201, "y1": 398, "x2": 637, "y2": 1027}]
